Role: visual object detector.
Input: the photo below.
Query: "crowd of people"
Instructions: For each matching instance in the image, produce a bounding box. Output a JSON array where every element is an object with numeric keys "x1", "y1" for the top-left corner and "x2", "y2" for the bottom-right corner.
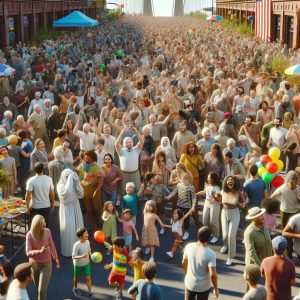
[{"x1": 0, "y1": 14, "x2": 300, "y2": 300}]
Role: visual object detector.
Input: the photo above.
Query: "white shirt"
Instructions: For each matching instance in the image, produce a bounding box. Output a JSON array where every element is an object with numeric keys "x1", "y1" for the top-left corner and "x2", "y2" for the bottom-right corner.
[
  {"x1": 117, "y1": 147, "x2": 141, "y2": 172},
  {"x1": 269, "y1": 126, "x2": 288, "y2": 147},
  {"x1": 6, "y1": 279, "x2": 29, "y2": 300},
  {"x1": 74, "y1": 130, "x2": 97, "y2": 151},
  {"x1": 100, "y1": 134, "x2": 116, "y2": 157},
  {"x1": 287, "y1": 214, "x2": 300, "y2": 255}
]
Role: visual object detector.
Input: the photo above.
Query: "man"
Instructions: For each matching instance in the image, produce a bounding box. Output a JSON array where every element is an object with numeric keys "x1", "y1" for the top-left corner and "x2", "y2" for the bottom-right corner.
[
  {"x1": 42, "y1": 85, "x2": 55, "y2": 105},
  {"x1": 63, "y1": 104, "x2": 87, "y2": 131},
  {"x1": 112, "y1": 86, "x2": 129, "y2": 109},
  {"x1": 197, "y1": 128, "x2": 215, "y2": 155},
  {"x1": 261, "y1": 236, "x2": 296, "y2": 300},
  {"x1": 232, "y1": 86, "x2": 245, "y2": 112},
  {"x1": 268, "y1": 118, "x2": 288, "y2": 149},
  {"x1": 243, "y1": 164, "x2": 268, "y2": 208},
  {"x1": 283, "y1": 212, "x2": 300, "y2": 260},
  {"x1": 182, "y1": 226, "x2": 218, "y2": 300},
  {"x1": 239, "y1": 116, "x2": 260, "y2": 146},
  {"x1": 244, "y1": 207, "x2": 272, "y2": 266},
  {"x1": 6, "y1": 262, "x2": 32, "y2": 300},
  {"x1": 25, "y1": 162, "x2": 55, "y2": 225},
  {"x1": 223, "y1": 150, "x2": 246, "y2": 180},
  {"x1": 48, "y1": 148, "x2": 66, "y2": 191},
  {"x1": 27, "y1": 91, "x2": 44, "y2": 118},
  {"x1": 214, "y1": 127, "x2": 229, "y2": 151},
  {"x1": 179, "y1": 100, "x2": 201, "y2": 135},
  {"x1": 256, "y1": 101, "x2": 274, "y2": 128},
  {"x1": 98, "y1": 124, "x2": 116, "y2": 157},
  {"x1": 0, "y1": 96, "x2": 18, "y2": 120},
  {"x1": 47, "y1": 105, "x2": 63, "y2": 142},
  {"x1": 115, "y1": 125, "x2": 144, "y2": 205}
]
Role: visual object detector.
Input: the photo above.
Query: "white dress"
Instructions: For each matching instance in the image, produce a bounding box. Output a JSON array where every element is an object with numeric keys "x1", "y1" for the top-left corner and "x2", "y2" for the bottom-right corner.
[{"x1": 57, "y1": 169, "x2": 84, "y2": 257}]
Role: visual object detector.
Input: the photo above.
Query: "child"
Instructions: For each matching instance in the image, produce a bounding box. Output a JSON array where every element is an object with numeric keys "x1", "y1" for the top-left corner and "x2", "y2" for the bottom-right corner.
[
  {"x1": 142, "y1": 200, "x2": 165, "y2": 262},
  {"x1": 138, "y1": 172, "x2": 155, "y2": 202},
  {"x1": 165, "y1": 173, "x2": 196, "y2": 241},
  {"x1": 104, "y1": 237, "x2": 131, "y2": 300},
  {"x1": 130, "y1": 248, "x2": 146, "y2": 283},
  {"x1": 261, "y1": 198, "x2": 280, "y2": 239},
  {"x1": 121, "y1": 209, "x2": 139, "y2": 256},
  {"x1": 72, "y1": 227, "x2": 95, "y2": 298},
  {"x1": 122, "y1": 182, "x2": 138, "y2": 224},
  {"x1": 152, "y1": 175, "x2": 170, "y2": 234},
  {"x1": 128, "y1": 262, "x2": 163, "y2": 300},
  {"x1": 102, "y1": 201, "x2": 121, "y2": 255},
  {"x1": 197, "y1": 172, "x2": 222, "y2": 244},
  {"x1": 164, "y1": 208, "x2": 193, "y2": 258},
  {"x1": 96, "y1": 138, "x2": 107, "y2": 166},
  {"x1": 243, "y1": 264, "x2": 266, "y2": 299}
]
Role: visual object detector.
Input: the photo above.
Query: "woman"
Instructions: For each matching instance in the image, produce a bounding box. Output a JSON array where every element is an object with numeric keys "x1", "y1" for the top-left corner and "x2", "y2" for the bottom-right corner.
[
  {"x1": 66, "y1": 120, "x2": 80, "y2": 158},
  {"x1": 26, "y1": 215, "x2": 60, "y2": 300},
  {"x1": 83, "y1": 96, "x2": 98, "y2": 121},
  {"x1": 156, "y1": 136, "x2": 177, "y2": 170},
  {"x1": 152, "y1": 150, "x2": 172, "y2": 186},
  {"x1": 78, "y1": 150, "x2": 103, "y2": 231},
  {"x1": 101, "y1": 153, "x2": 121, "y2": 204},
  {"x1": 57, "y1": 169, "x2": 84, "y2": 257},
  {"x1": 30, "y1": 138, "x2": 49, "y2": 174},
  {"x1": 204, "y1": 143, "x2": 224, "y2": 178},
  {"x1": 219, "y1": 176, "x2": 245, "y2": 266},
  {"x1": 0, "y1": 259, "x2": 13, "y2": 297}
]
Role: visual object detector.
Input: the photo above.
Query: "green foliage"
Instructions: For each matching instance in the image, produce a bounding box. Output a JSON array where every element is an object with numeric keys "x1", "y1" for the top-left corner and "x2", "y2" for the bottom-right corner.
[
  {"x1": 107, "y1": 10, "x2": 120, "y2": 22},
  {"x1": 266, "y1": 53, "x2": 290, "y2": 75},
  {"x1": 32, "y1": 28, "x2": 59, "y2": 44},
  {"x1": 189, "y1": 12, "x2": 207, "y2": 20},
  {"x1": 221, "y1": 20, "x2": 254, "y2": 36}
]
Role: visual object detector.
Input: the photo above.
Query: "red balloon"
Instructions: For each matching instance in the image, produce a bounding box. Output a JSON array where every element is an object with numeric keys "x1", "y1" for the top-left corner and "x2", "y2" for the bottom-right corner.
[
  {"x1": 272, "y1": 175, "x2": 284, "y2": 188},
  {"x1": 260, "y1": 155, "x2": 272, "y2": 166},
  {"x1": 266, "y1": 162, "x2": 279, "y2": 174},
  {"x1": 38, "y1": 65, "x2": 44, "y2": 72},
  {"x1": 94, "y1": 230, "x2": 105, "y2": 243},
  {"x1": 121, "y1": 4, "x2": 124, "y2": 8}
]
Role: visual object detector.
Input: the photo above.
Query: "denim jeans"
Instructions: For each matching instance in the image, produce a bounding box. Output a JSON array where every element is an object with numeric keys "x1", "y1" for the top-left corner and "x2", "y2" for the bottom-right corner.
[{"x1": 101, "y1": 189, "x2": 118, "y2": 204}]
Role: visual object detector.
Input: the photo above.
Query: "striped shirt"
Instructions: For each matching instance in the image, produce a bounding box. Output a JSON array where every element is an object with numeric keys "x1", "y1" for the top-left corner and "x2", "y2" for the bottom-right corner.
[
  {"x1": 110, "y1": 246, "x2": 131, "y2": 276},
  {"x1": 168, "y1": 182, "x2": 196, "y2": 209}
]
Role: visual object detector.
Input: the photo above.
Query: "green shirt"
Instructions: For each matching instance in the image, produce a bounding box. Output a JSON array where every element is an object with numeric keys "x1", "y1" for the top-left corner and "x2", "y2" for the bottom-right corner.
[{"x1": 244, "y1": 222, "x2": 272, "y2": 266}]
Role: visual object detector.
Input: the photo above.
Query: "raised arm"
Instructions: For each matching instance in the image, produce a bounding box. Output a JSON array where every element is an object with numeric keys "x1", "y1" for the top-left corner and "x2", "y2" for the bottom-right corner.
[
  {"x1": 132, "y1": 126, "x2": 144, "y2": 150},
  {"x1": 115, "y1": 127, "x2": 126, "y2": 153}
]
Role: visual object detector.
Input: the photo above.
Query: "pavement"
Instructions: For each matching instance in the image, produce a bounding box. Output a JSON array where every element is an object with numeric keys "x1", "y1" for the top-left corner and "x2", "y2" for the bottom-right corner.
[{"x1": 3, "y1": 198, "x2": 300, "y2": 300}]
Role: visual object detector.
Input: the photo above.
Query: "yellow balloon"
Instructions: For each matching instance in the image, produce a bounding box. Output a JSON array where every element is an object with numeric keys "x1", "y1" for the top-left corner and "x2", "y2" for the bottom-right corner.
[
  {"x1": 268, "y1": 147, "x2": 281, "y2": 161},
  {"x1": 258, "y1": 167, "x2": 266, "y2": 177},
  {"x1": 87, "y1": 32, "x2": 93, "y2": 38},
  {"x1": 274, "y1": 160, "x2": 284, "y2": 171}
]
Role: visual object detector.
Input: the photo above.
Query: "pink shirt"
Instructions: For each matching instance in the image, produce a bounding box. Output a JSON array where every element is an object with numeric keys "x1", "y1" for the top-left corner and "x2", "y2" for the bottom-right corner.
[
  {"x1": 26, "y1": 228, "x2": 58, "y2": 263},
  {"x1": 123, "y1": 220, "x2": 135, "y2": 236},
  {"x1": 264, "y1": 213, "x2": 277, "y2": 234}
]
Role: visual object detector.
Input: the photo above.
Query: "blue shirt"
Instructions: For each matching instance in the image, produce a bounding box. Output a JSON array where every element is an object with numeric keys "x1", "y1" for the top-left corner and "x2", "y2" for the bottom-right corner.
[
  {"x1": 243, "y1": 178, "x2": 266, "y2": 208},
  {"x1": 122, "y1": 193, "x2": 138, "y2": 217},
  {"x1": 20, "y1": 139, "x2": 33, "y2": 170},
  {"x1": 128, "y1": 280, "x2": 163, "y2": 300}
]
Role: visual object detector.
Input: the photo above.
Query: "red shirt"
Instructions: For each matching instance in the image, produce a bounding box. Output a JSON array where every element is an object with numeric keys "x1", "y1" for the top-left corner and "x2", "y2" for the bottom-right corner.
[{"x1": 261, "y1": 255, "x2": 295, "y2": 300}]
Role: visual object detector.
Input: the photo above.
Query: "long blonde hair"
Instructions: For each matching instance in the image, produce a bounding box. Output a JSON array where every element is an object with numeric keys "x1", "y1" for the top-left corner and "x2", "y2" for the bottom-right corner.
[
  {"x1": 143, "y1": 200, "x2": 156, "y2": 214},
  {"x1": 30, "y1": 215, "x2": 46, "y2": 241}
]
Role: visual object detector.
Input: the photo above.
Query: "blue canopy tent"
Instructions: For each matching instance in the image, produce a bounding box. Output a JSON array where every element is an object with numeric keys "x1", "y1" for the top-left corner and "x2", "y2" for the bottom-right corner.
[{"x1": 53, "y1": 11, "x2": 99, "y2": 27}]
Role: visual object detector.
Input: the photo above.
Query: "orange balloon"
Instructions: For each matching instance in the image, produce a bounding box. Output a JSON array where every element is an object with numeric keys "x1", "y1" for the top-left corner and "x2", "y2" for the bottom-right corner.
[{"x1": 94, "y1": 230, "x2": 105, "y2": 243}]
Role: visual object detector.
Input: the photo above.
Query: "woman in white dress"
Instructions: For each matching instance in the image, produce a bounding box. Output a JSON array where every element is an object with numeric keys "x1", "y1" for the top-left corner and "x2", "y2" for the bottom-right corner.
[{"x1": 57, "y1": 168, "x2": 84, "y2": 257}]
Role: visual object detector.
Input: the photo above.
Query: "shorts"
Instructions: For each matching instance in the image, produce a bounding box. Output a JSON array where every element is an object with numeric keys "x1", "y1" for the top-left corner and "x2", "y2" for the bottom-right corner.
[
  {"x1": 108, "y1": 271, "x2": 125, "y2": 285},
  {"x1": 73, "y1": 263, "x2": 91, "y2": 278},
  {"x1": 173, "y1": 232, "x2": 183, "y2": 242},
  {"x1": 123, "y1": 234, "x2": 132, "y2": 246}
]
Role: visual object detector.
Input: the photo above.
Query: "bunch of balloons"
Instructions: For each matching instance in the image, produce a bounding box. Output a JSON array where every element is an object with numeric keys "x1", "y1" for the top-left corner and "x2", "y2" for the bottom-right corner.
[{"x1": 256, "y1": 147, "x2": 284, "y2": 188}]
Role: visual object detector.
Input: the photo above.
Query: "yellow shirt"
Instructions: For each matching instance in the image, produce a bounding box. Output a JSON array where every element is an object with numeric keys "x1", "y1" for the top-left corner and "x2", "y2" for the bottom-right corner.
[
  {"x1": 53, "y1": 137, "x2": 64, "y2": 149},
  {"x1": 133, "y1": 261, "x2": 145, "y2": 282}
]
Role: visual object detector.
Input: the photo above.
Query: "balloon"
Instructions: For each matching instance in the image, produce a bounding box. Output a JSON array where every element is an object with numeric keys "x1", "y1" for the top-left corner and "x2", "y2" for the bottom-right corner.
[
  {"x1": 272, "y1": 175, "x2": 284, "y2": 188},
  {"x1": 94, "y1": 230, "x2": 105, "y2": 243},
  {"x1": 91, "y1": 252, "x2": 103, "y2": 263},
  {"x1": 268, "y1": 147, "x2": 281, "y2": 161},
  {"x1": 274, "y1": 159, "x2": 284, "y2": 171},
  {"x1": 100, "y1": 63, "x2": 105, "y2": 70},
  {"x1": 266, "y1": 162, "x2": 278, "y2": 174},
  {"x1": 256, "y1": 162, "x2": 263, "y2": 168},
  {"x1": 122, "y1": 12, "x2": 125, "y2": 16},
  {"x1": 258, "y1": 167, "x2": 266, "y2": 177},
  {"x1": 262, "y1": 172, "x2": 274, "y2": 183},
  {"x1": 59, "y1": 64, "x2": 64, "y2": 70},
  {"x1": 8, "y1": 135, "x2": 18, "y2": 146},
  {"x1": 59, "y1": 45, "x2": 64, "y2": 51},
  {"x1": 260, "y1": 155, "x2": 272, "y2": 166},
  {"x1": 38, "y1": 65, "x2": 44, "y2": 72},
  {"x1": 117, "y1": 50, "x2": 123, "y2": 56},
  {"x1": 47, "y1": 49, "x2": 52, "y2": 55},
  {"x1": 121, "y1": 3, "x2": 124, "y2": 8},
  {"x1": 87, "y1": 32, "x2": 93, "y2": 38}
]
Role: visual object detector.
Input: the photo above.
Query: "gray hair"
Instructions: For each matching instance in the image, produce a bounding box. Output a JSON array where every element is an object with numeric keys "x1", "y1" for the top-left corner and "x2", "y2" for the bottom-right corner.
[
  {"x1": 285, "y1": 170, "x2": 298, "y2": 184},
  {"x1": 4, "y1": 111, "x2": 12, "y2": 118},
  {"x1": 53, "y1": 148, "x2": 63, "y2": 161},
  {"x1": 218, "y1": 127, "x2": 226, "y2": 135},
  {"x1": 202, "y1": 127, "x2": 211, "y2": 136},
  {"x1": 52, "y1": 105, "x2": 59, "y2": 112},
  {"x1": 126, "y1": 182, "x2": 135, "y2": 189},
  {"x1": 227, "y1": 138, "x2": 236, "y2": 147}
]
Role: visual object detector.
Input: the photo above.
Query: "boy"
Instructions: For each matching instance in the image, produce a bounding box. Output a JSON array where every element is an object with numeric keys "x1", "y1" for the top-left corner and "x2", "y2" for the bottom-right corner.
[
  {"x1": 72, "y1": 227, "x2": 96, "y2": 298},
  {"x1": 122, "y1": 209, "x2": 139, "y2": 256},
  {"x1": 122, "y1": 182, "x2": 138, "y2": 224},
  {"x1": 96, "y1": 138, "x2": 107, "y2": 166},
  {"x1": 104, "y1": 237, "x2": 131, "y2": 300},
  {"x1": 128, "y1": 262, "x2": 163, "y2": 300}
]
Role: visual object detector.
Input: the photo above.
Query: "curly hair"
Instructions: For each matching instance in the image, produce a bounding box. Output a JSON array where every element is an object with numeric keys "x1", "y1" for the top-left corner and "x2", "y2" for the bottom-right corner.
[{"x1": 222, "y1": 175, "x2": 240, "y2": 192}]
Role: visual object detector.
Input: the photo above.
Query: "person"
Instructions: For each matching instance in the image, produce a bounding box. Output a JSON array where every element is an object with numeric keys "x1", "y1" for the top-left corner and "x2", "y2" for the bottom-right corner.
[
  {"x1": 128, "y1": 262, "x2": 163, "y2": 300},
  {"x1": 104, "y1": 237, "x2": 131, "y2": 300},
  {"x1": 284, "y1": 142, "x2": 300, "y2": 172},
  {"x1": 129, "y1": 247, "x2": 145, "y2": 283},
  {"x1": 244, "y1": 207, "x2": 272, "y2": 266},
  {"x1": 95, "y1": 137, "x2": 106, "y2": 166},
  {"x1": 261, "y1": 236, "x2": 296, "y2": 300},
  {"x1": 152, "y1": 150, "x2": 172, "y2": 187},
  {"x1": 204, "y1": 143, "x2": 224, "y2": 178},
  {"x1": 122, "y1": 182, "x2": 139, "y2": 224},
  {"x1": 223, "y1": 150, "x2": 246, "y2": 180},
  {"x1": 142, "y1": 200, "x2": 165, "y2": 262},
  {"x1": 25, "y1": 215, "x2": 60, "y2": 300},
  {"x1": 0, "y1": 259, "x2": 14, "y2": 297},
  {"x1": 77, "y1": 150, "x2": 103, "y2": 231},
  {"x1": 30, "y1": 138, "x2": 49, "y2": 174},
  {"x1": 268, "y1": 118, "x2": 288, "y2": 150},
  {"x1": 243, "y1": 164, "x2": 268, "y2": 209},
  {"x1": 48, "y1": 148, "x2": 66, "y2": 191},
  {"x1": 115, "y1": 125, "x2": 144, "y2": 201},
  {"x1": 156, "y1": 136, "x2": 177, "y2": 170},
  {"x1": 165, "y1": 208, "x2": 193, "y2": 258},
  {"x1": 25, "y1": 162, "x2": 55, "y2": 226},
  {"x1": 72, "y1": 227, "x2": 96, "y2": 298},
  {"x1": 57, "y1": 168, "x2": 84, "y2": 257},
  {"x1": 6, "y1": 262, "x2": 32, "y2": 300},
  {"x1": 261, "y1": 198, "x2": 280, "y2": 239},
  {"x1": 283, "y1": 212, "x2": 300, "y2": 260},
  {"x1": 243, "y1": 264, "x2": 267, "y2": 300},
  {"x1": 182, "y1": 226, "x2": 218, "y2": 300}
]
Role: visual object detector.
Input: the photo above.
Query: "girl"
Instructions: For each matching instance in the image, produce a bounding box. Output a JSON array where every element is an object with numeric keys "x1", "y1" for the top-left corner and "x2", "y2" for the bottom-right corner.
[
  {"x1": 197, "y1": 172, "x2": 222, "y2": 244},
  {"x1": 102, "y1": 201, "x2": 121, "y2": 255},
  {"x1": 261, "y1": 198, "x2": 280, "y2": 239},
  {"x1": 164, "y1": 208, "x2": 193, "y2": 258},
  {"x1": 142, "y1": 200, "x2": 165, "y2": 263},
  {"x1": 129, "y1": 247, "x2": 145, "y2": 283},
  {"x1": 152, "y1": 150, "x2": 171, "y2": 186}
]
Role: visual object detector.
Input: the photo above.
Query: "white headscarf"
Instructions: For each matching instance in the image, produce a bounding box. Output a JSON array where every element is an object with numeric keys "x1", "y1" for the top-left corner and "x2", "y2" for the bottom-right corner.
[{"x1": 160, "y1": 136, "x2": 171, "y2": 152}]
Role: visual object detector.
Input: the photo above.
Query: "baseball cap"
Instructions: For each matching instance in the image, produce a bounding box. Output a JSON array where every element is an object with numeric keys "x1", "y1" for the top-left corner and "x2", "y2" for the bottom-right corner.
[{"x1": 272, "y1": 236, "x2": 287, "y2": 254}]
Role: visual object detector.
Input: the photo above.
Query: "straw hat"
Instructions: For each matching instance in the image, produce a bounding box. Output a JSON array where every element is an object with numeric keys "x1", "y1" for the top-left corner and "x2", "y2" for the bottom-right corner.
[{"x1": 245, "y1": 207, "x2": 266, "y2": 220}]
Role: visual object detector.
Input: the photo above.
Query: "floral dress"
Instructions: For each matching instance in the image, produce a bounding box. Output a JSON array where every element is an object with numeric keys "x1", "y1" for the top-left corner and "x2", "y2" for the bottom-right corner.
[{"x1": 142, "y1": 213, "x2": 160, "y2": 247}]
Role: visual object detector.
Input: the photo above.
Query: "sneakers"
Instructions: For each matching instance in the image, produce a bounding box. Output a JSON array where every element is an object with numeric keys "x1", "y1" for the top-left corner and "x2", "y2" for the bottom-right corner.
[
  {"x1": 160, "y1": 228, "x2": 165, "y2": 235},
  {"x1": 145, "y1": 247, "x2": 150, "y2": 255},
  {"x1": 114, "y1": 286, "x2": 120, "y2": 293},
  {"x1": 89, "y1": 293, "x2": 97, "y2": 298},
  {"x1": 166, "y1": 251, "x2": 174, "y2": 258},
  {"x1": 73, "y1": 288, "x2": 82, "y2": 296},
  {"x1": 116, "y1": 293, "x2": 122, "y2": 300},
  {"x1": 116, "y1": 200, "x2": 121, "y2": 207},
  {"x1": 210, "y1": 236, "x2": 218, "y2": 244},
  {"x1": 220, "y1": 245, "x2": 228, "y2": 254},
  {"x1": 149, "y1": 256, "x2": 154, "y2": 262},
  {"x1": 226, "y1": 259, "x2": 233, "y2": 266},
  {"x1": 183, "y1": 232, "x2": 189, "y2": 240}
]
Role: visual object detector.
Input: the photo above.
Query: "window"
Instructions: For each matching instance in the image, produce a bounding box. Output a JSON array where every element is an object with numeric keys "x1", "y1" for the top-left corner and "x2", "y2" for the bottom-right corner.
[
  {"x1": 286, "y1": 16, "x2": 294, "y2": 48},
  {"x1": 274, "y1": 15, "x2": 281, "y2": 42}
]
